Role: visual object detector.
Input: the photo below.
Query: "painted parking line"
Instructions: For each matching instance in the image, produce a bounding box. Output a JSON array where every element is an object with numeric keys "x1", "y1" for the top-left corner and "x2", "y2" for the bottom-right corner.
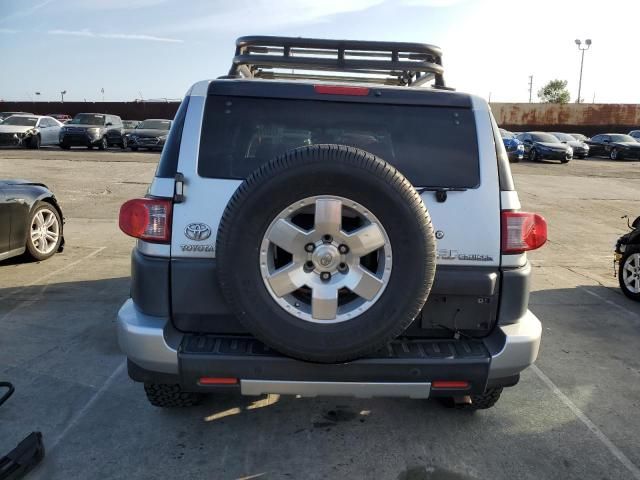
[
  {"x1": 580, "y1": 286, "x2": 640, "y2": 319},
  {"x1": 0, "y1": 247, "x2": 106, "y2": 303},
  {"x1": 531, "y1": 365, "x2": 640, "y2": 479},
  {"x1": 47, "y1": 361, "x2": 126, "y2": 452}
]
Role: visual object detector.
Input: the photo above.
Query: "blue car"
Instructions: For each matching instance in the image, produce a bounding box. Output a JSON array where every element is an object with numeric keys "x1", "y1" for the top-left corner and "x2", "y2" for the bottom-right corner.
[{"x1": 500, "y1": 128, "x2": 524, "y2": 163}]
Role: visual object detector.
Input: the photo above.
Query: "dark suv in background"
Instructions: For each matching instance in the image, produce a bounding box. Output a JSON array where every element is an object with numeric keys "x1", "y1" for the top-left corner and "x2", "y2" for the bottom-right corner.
[{"x1": 59, "y1": 113, "x2": 126, "y2": 150}]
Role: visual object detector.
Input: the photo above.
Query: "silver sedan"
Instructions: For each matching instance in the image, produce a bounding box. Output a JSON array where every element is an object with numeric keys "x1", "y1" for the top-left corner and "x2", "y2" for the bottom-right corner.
[{"x1": 0, "y1": 114, "x2": 63, "y2": 148}]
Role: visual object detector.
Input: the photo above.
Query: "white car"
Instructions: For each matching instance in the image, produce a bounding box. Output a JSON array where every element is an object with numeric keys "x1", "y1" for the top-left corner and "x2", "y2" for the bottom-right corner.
[{"x1": 0, "y1": 114, "x2": 63, "y2": 149}]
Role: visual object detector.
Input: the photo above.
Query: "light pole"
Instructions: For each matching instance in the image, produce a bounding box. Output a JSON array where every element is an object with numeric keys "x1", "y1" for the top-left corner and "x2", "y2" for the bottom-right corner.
[
  {"x1": 575, "y1": 39, "x2": 592, "y2": 103},
  {"x1": 60, "y1": 90, "x2": 67, "y2": 103}
]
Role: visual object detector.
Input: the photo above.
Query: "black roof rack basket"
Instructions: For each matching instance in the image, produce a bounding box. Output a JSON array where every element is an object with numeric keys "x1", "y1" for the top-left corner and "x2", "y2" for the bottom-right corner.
[{"x1": 228, "y1": 36, "x2": 447, "y2": 88}]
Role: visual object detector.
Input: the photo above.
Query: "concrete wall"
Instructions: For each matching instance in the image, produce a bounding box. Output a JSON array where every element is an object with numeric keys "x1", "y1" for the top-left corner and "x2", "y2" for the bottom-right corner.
[{"x1": 2, "y1": 100, "x2": 639, "y2": 136}]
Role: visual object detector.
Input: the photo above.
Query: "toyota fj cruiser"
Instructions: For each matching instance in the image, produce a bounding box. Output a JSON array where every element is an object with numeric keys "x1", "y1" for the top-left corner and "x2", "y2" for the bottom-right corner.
[{"x1": 117, "y1": 36, "x2": 546, "y2": 410}]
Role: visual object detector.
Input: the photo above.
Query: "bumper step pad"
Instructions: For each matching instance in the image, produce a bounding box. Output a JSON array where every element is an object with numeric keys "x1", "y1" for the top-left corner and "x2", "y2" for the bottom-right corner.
[{"x1": 178, "y1": 335, "x2": 491, "y2": 394}]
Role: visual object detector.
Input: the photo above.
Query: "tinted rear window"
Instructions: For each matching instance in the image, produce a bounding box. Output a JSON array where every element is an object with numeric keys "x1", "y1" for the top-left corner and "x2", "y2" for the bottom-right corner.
[{"x1": 198, "y1": 96, "x2": 480, "y2": 188}]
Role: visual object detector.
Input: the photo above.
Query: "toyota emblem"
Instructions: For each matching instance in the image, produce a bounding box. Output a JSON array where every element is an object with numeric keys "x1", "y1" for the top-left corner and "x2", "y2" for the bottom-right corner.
[{"x1": 184, "y1": 222, "x2": 212, "y2": 241}]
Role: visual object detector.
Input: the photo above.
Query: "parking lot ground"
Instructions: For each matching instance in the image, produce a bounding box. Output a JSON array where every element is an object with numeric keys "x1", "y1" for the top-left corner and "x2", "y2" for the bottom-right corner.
[{"x1": 1, "y1": 150, "x2": 640, "y2": 480}]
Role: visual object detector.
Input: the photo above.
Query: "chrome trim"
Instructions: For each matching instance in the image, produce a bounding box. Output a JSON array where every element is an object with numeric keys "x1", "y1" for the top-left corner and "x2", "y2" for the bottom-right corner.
[
  {"x1": 486, "y1": 309, "x2": 541, "y2": 379},
  {"x1": 240, "y1": 380, "x2": 431, "y2": 398},
  {"x1": 117, "y1": 299, "x2": 178, "y2": 374},
  {"x1": 136, "y1": 240, "x2": 170, "y2": 257}
]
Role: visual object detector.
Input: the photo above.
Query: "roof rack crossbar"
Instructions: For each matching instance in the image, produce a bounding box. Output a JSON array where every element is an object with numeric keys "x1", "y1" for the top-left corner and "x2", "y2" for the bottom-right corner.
[{"x1": 229, "y1": 36, "x2": 447, "y2": 88}]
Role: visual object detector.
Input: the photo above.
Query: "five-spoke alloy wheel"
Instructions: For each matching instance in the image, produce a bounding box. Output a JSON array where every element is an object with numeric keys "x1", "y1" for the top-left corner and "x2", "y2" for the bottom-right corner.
[{"x1": 26, "y1": 202, "x2": 62, "y2": 260}]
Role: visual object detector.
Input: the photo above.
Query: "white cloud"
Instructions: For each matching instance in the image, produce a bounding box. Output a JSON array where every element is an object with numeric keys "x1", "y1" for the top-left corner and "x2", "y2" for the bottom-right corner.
[
  {"x1": 63, "y1": 0, "x2": 169, "y2": 9},
  {"x1": 400, "y1": 0, "x2": 463, "y2": 5},
  {"x1": 47, "y1": 29, "x2": 183, "y2": 43},
  {"x1": 165, "y1": 0, "x2": 385, "y2": 33},
  {"x1": 0, "y1": 0, "x2": 54, "y2": 24},
  {"x1": 0, "y1": 28, "x2": 19, "y2": 34}
]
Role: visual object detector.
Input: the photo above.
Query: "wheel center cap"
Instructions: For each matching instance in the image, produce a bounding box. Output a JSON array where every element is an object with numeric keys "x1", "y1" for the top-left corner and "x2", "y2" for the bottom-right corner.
[{"x1": 312, "y1": 245, "x2": 340, "y2": 271}]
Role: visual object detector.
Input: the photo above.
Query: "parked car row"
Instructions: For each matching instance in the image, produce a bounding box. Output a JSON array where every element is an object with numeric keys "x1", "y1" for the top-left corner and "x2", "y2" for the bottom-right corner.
[
  {"x1": 0, "y1": 112, "x2": 171, "y2": 151},
  {"x1": 499, "y1": 128, "x2": 640, "y2": 163}
]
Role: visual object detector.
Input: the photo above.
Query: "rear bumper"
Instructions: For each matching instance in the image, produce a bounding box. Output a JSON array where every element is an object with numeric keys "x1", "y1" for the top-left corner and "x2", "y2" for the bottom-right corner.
[{"x1": 117, "y1": 299, "x2": 541, "y2": 397}]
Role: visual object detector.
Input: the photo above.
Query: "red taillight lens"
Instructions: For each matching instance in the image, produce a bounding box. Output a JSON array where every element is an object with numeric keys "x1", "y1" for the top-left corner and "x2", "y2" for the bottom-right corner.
[
  {"x1": 198, "y1": 377, "x2": 238, "y2": 385},
  {"x1": 313, "y1": 85, "x2": 370, "y2": 96},
  {"x1": 432, "y1": 381, "x2": 470, "y2": 389},
  {"x1": 119, "y1": 197, "x2": 172, "y2": 243},
  {"x1": 501, "y1": 211, "x2": 547, "y2": 253}
]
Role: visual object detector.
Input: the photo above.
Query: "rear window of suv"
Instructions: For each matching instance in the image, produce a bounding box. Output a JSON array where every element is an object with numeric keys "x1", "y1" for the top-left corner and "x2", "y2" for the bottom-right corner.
[{"x1": 198, "y1": 96, "x2": 480, "y2": 188}]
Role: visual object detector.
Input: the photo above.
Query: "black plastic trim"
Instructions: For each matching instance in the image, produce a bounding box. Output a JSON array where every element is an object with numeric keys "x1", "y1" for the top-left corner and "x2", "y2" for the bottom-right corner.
[
  {"x1": 155, "y1": 95, "x2": 190, "y2": 178},
  {"x1": 130, "y1": 249, "x2": 170, "y2": 317},
  {"x1": 489, "y1": 111, "x2": 516, "y2": 192},
  {"x1": 208, "y1": 80, "x2": 472, "y2": 108},
  {"x1": 497, "y1": 262, "x2": 531, "y2": 325},
  {"x1": 177, "y1": 335, "x2": 490, "y2": 394}
]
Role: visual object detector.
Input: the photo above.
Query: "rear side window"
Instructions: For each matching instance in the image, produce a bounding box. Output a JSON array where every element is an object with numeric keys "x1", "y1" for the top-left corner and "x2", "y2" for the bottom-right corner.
[
  {"x1": 198, "y1": 96, "x2": 480, "y2": 188},
  {"x1": 155, "y1": 95, "x2": 190, "y2": 178}
]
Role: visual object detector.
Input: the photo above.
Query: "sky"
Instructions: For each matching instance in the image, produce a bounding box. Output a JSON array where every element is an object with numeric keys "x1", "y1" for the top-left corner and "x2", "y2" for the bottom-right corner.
[{"x1": 0, "y1": 0, "x2": 638, "y2": 103}]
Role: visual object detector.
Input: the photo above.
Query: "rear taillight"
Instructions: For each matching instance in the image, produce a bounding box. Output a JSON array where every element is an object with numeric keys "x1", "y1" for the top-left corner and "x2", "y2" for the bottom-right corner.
[
  {"x1": 119, "y1": 197, "x2": 172, "y2": 243},
  {"x1": 501, "y1": 211, "x2": 547, "y2": 253}
]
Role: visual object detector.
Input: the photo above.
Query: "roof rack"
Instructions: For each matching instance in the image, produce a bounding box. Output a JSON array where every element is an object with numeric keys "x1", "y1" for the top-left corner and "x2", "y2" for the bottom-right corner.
[{"x1": 227, "y1": 36, "x2": 447, "y2": 88}]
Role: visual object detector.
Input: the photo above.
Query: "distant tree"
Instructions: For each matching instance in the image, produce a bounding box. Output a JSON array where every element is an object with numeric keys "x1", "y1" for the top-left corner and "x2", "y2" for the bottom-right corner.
[{"x1": 537, "y1": 79, "x2": 571, "y2": 104}]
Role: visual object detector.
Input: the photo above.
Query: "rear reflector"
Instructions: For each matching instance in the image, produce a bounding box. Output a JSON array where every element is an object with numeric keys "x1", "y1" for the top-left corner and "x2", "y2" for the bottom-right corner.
[
  {"x1": 199, "y1": 377, "x2": 238, "y2": 385},
  {"x1": 501, "y1": 211, "x2": 547, "y2": 254},
  {"x1": 314, "y1": 85, "x2": 370, "y2": 96},
  {"x1": 119, "y1": 197, "x2": 172, "y2": 243},
  {"x1": 432, "y1": 381, "x2": 470, "y2": 389}
]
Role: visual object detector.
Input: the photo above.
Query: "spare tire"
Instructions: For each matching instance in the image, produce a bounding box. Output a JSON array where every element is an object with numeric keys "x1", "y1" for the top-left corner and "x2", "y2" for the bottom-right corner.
[{"x1": 216, "y1": 144, "x2": 436, "y2": 363}]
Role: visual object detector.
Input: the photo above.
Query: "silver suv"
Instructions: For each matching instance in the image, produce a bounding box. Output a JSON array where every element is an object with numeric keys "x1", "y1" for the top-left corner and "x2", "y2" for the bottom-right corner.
[{"x1": 117, "y1": 36, "x2": 546, "y2": 410}]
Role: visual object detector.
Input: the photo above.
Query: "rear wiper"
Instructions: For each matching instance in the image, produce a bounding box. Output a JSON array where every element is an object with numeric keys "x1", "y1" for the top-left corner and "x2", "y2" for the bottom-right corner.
[{"x1": 417, "y1": 187, "x2": 467, "y2": 203}]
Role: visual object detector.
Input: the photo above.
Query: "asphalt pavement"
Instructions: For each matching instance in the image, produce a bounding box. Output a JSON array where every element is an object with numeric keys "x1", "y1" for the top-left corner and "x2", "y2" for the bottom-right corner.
[{"x1": 1, "y1": 148, "x2": 639, "y2": 480}]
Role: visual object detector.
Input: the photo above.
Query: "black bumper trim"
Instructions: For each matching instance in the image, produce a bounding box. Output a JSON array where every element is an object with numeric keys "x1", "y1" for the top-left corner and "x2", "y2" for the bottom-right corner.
[{"x1": 177, "y1": 335, "x2": 491, "y2": 394}]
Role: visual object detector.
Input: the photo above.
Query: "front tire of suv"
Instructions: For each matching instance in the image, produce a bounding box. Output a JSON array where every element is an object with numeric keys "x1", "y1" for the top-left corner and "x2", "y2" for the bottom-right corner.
[
  {"x1": 217, "y1": 145, "x2": 437, "y2": 363},
  {"x1": 98, "y1": 136, "x2": 108, "y2": 150},
  {"x1": 121, "y1": 137, "x2": 128, "y2": 149},
  {"x1": 143, "y1": 383, "x2": 204, "y2": 408},
  {"x1": 529, "y1": 149, "x2": 537, "y2": 162},
  {"x1": 619, "y1": 247, "x2": 640, "y2": 301}
]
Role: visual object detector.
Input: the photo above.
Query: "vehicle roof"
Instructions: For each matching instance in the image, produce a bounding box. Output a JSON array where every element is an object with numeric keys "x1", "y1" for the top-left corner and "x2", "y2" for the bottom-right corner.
[
  {"x1": 4, "y1": 114, "x2": 49, "y2": 119},
  {"x1": 140, "y1": 118, "x2": 172, "y2": 121}
]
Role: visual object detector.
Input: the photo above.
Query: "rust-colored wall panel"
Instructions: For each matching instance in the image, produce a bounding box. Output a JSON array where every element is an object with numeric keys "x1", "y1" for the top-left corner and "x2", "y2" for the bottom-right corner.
[
  {"x1": 490, "y1": 103, "x2": 640, "y2": 135},
  {"x1": 0, "y1": 101, "x2": 180, "y2": 121},
  {"x1": 2, "y1": 101, "x2": 639, "y2": 137}
]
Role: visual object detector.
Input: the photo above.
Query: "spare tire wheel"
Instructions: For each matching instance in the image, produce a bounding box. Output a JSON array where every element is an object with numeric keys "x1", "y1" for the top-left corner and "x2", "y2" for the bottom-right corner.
[{"x1": 216, "y1": 145, "x2": 437, "y2": 363}]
